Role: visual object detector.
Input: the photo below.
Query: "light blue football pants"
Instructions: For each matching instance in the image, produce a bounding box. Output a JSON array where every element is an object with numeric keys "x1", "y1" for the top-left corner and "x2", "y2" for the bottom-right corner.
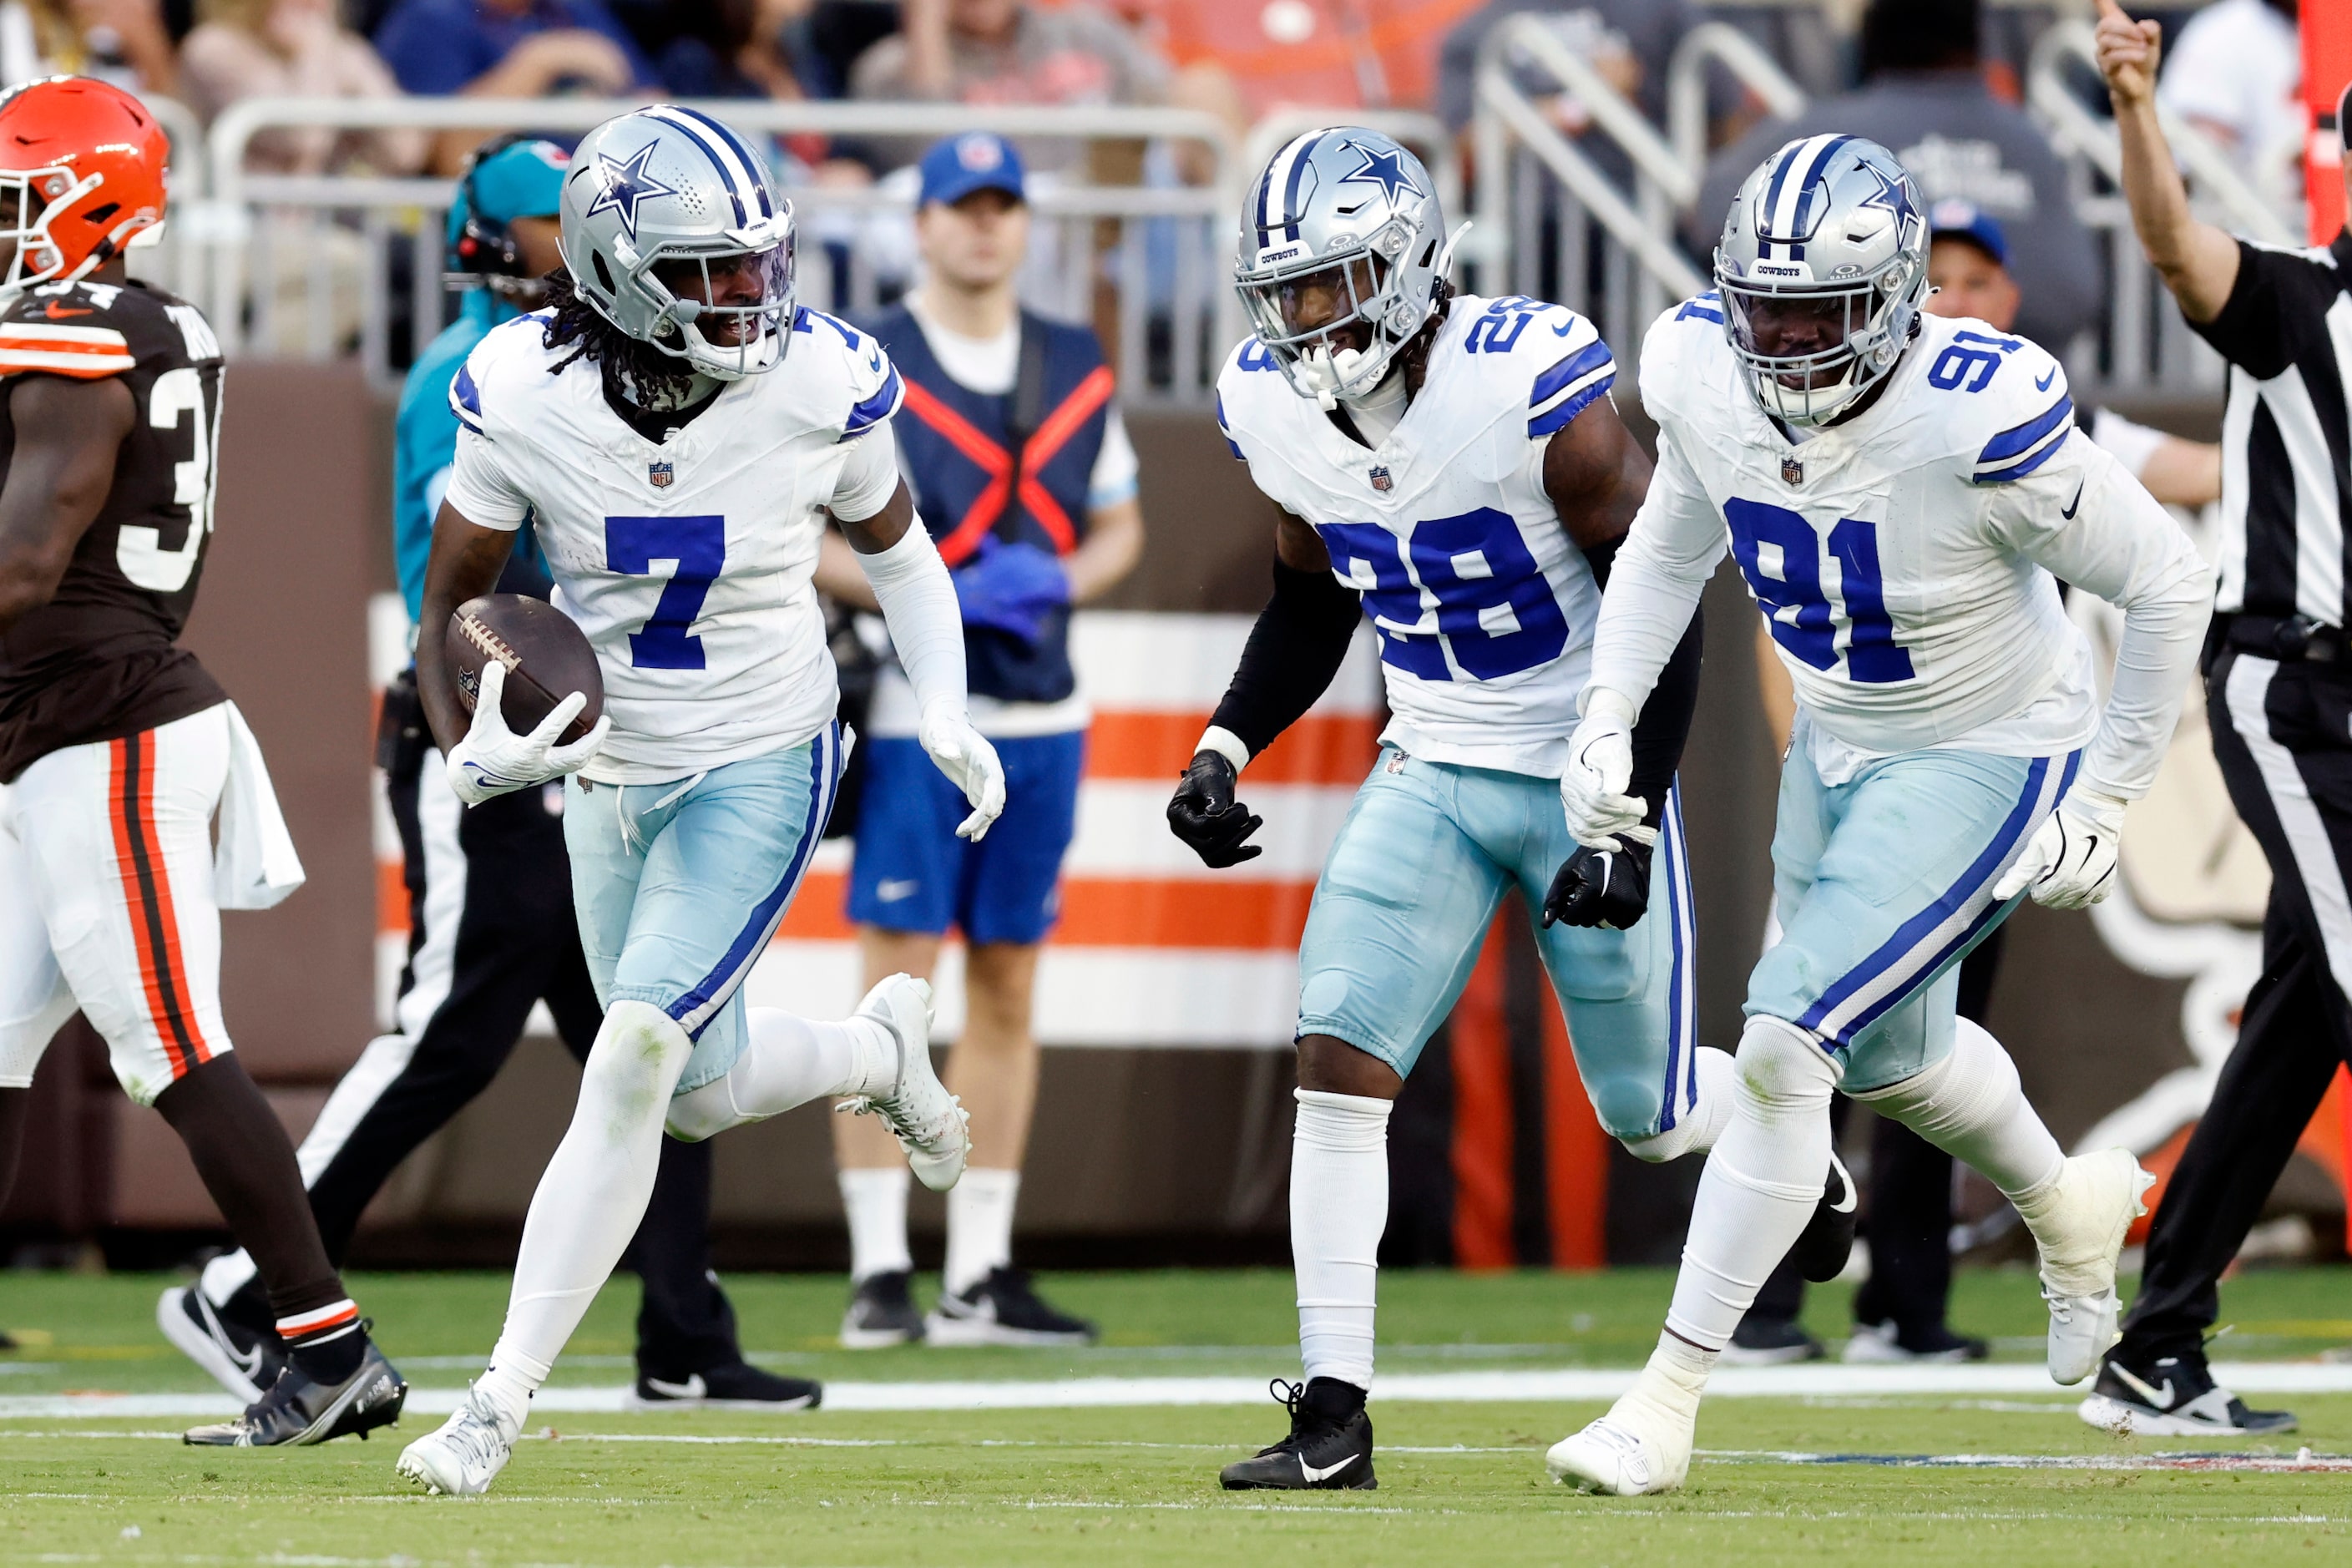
[
  {"x1": 1752, "y1": 716, "x2": 2079, "y2": 1090},
  {"x1": 563, "y1": 724, "x2": 842, "y2": 1095},
  {"x1": 1294, "y1": 746, "x2": 1699, "y2": 1142}
]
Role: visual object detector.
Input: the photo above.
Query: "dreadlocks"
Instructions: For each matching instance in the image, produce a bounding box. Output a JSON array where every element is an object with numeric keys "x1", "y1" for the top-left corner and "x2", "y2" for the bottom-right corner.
[{"x1": 540, "y1": 269, "x2": 705, "y2": 410}]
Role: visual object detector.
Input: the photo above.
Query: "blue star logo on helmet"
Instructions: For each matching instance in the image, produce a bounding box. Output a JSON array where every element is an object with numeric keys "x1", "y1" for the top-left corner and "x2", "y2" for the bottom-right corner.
[
  {"x1": 1338, "y1": 140, "x2": 1423, "y2": 205},
  {"x1": 1856, "y1": 162, "x2": 1918, "y2": 233},
  {"x1": 586, "y1": 142, "x2": 677, "y2": 245}
]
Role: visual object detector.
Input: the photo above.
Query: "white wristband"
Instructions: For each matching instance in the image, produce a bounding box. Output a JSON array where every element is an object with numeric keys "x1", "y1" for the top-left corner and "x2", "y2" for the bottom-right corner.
[{"x1": 1195, "y1": 725, "x2": 1251, "y2": 774}]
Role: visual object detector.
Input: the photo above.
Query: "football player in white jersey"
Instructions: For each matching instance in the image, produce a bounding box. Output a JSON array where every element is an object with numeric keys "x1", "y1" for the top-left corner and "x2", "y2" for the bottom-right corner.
[
  {"x1": 1547, "y1": 136, "x2": 2215, "y2": 1495},
  {"x1": 1171, "y1": 129, "x2": 1851, "y2": 1491},
  {"x1": 390, "y1": 107, "x2": 1004, "y2": 1496}
]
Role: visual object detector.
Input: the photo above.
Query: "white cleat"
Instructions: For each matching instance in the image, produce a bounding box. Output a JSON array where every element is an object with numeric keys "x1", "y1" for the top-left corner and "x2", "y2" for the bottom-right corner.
[
  {"x1": 395, "y1": 1387, "x2": 517, "y2": 1497},
  {"x1": 1545, "y1": 1398, "x2": 1692, "y2": 1496},
  {"x1": 2032, "y1": 1148, "x2": 2154, "y2": 1386},
  {"x1": 838, "y1": 974, "x2": 969, "y2": 1192}
]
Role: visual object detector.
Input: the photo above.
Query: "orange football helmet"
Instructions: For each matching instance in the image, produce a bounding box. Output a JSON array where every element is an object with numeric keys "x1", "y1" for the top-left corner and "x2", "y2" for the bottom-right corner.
[{"x1": 0, "y1": 77, "x2": 168, "y2": 293}]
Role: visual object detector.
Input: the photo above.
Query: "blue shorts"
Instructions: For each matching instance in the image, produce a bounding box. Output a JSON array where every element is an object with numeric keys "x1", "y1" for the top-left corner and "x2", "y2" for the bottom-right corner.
[
  {"x1": 564, "y1": 726, "x2": 842, "y2": 1094},
  {"x1": 1751, "y1": 721, "x2": 2076, "y2": 1091},
  {"x1": 1294, "y1": 748, "x2": 1699, "y2": 1143},
  {"x1": 846, "y1": 729, "x2": 1085, "y2": 947}
]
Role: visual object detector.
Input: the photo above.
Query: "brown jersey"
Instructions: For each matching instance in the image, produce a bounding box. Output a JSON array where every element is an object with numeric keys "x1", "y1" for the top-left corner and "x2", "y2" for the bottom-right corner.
[{"x1": 0, "y1": 278, "x2": 227, "y2": 782}]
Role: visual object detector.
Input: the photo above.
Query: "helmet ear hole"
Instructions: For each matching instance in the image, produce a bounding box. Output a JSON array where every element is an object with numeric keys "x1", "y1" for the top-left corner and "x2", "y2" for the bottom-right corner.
[{"x1": 591, "y1": 249, "x2": 617, "y2": 296}]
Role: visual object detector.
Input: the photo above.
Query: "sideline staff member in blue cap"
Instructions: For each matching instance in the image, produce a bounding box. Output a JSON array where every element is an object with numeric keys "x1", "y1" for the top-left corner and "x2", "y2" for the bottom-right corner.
[
  {"x1": 819, "y1": 132, "x2": 1145, "y2": 1349},
  {"x1": 161, "y1": 139, "x2": 822, "y2": 1414}
]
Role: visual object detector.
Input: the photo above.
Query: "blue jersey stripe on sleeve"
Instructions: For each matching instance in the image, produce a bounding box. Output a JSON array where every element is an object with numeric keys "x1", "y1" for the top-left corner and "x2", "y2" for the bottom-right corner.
[
  {"x1": 453, "y1": 362, "x2": 481, "y2": 417},
  {"x1": 1216, "y1": 390, "x2": 1243, "y2": 458},
  {"x1": 1979, "y1": 392, "x2": 2074, "y2": 465},
  {"x1": 842, "y1": 363, "x2": 903, "y2": 440},
  {"x1": 1527, "y1": 368, "x2": 1615, "y2": 438},
  {"x1": 1531, "y1": 339, "x2": 1615, "y2": 407}
]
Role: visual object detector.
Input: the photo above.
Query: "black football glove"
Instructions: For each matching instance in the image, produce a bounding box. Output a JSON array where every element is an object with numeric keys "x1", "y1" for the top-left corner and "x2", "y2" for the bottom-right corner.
[
  {"x1": 1541, "y1": 835, "x2": 1653, "y2": 930},
  {"x1": 1167, "y1": 750, "x2": 1263, "y2": 868}
]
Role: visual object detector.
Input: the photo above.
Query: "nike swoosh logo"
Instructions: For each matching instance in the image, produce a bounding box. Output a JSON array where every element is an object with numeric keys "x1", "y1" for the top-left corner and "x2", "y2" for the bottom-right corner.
[
  {"x1": 2061, "y1": 482, "x2": 2084, "y2": 520},
  {"x1": 2036, "y1": 368, "x2": 2056, "y2": 391},
  {"x1": 877, "y1": 878, "x2": 919, "y2": 902},
  {"x1": 1552, "y1": 319, "x2": 1575, "y2": 336},
  {"x1": 1299, "y1": 1454, "x2": 1355, "y2": 1483},
  {"x1": 643, "y1": 1374, "x2": 707, "y2": 1401},
  {"x1": 43, "y1": 301, "x2": 90, "y2": 318},
  {"x1": 2109, "y1": 1363, "x2": 2173, "y2": 1408}
]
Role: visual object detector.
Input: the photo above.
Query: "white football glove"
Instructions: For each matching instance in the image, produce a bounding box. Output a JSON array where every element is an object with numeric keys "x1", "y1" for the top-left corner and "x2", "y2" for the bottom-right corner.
[
  {"x1": 1559, "y1": 687, "x2": 1656, "y2": 850},
  {"x1": 918, "y1": 702, "x2": 1006, "y2": 842},
  {"x1": 1991, "y1": 787, "x2": 2127, "y2": 909},
  {"x1": 445, "y1": 660, "x2": 611, "y2": 807}
]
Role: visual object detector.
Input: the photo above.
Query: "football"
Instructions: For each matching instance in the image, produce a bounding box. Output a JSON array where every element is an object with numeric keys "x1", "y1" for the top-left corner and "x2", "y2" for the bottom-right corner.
[{"x1": 445, "y1": 594, "x2": 603, "y2": 746}]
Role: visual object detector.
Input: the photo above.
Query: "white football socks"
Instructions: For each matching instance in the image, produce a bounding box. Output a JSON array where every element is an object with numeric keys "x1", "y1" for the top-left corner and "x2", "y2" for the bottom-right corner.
[
  {"x1": 840, "y1": 1167, "x2": 913, "y2": 1282},
  {"x1": 1621, "y1": 1045, "x2": 1735, "y2": 1163},
  {"x1": 665, "y1": 1007, "x2": 895, "y2": 1141},
  {"x1": 476, "y1": 1000, "x2": 691, "y2": 1429},
  {"x1": 1852, "y1": 1016, "x2": 2065, "y2": 1208},
  {"x1": 943, "y1": 1168, "x2": 1020, "y2": 1297},
  {"x1": 1665, "y1": 1014, "x2": 1840, "y2": 1352},
  {"x1": 1291, "y1": 1089, "x2": 1392, "y2": 1390}
]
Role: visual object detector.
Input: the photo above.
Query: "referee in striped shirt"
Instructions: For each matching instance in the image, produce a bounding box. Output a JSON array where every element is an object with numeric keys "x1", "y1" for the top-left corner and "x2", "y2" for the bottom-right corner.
[{"x1": 2086, "y1": 1, "x2": 2333, "y2": 1437}]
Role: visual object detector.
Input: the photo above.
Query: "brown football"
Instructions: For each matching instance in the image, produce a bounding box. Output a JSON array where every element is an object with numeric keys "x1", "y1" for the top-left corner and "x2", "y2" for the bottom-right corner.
[{"x1": 445, "y1": 594, "x2": 604, "y2": 746}]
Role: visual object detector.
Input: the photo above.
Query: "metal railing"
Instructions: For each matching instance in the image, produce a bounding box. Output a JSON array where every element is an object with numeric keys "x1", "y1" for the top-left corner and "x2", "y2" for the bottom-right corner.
[{"x1": 190, "y1": 97, "x2": 1237, "y2": 401}]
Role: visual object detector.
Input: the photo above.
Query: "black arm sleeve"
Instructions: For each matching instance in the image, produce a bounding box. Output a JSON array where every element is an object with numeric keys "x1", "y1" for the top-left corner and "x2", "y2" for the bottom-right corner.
[
  {"x1": 1208, "y1": 556, "x2": 1363, "y2": 759},
  {"x1": 1625, "y1": 605, "x2": 1702, "y2": 829}
]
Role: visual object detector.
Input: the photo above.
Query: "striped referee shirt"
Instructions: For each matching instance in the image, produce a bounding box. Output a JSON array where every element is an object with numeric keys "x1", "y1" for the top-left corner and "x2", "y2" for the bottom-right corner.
[{"x1": 2193, "y1": 230, "x2": 2352, "y2": 628}]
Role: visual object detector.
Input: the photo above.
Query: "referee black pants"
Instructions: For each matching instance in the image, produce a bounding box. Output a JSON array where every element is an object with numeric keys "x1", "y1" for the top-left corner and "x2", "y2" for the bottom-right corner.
[
  {"x1": 226, "y1": 684, "x2": 744, "y2": 1377},
  {"x1": 2119, "y1": 645, "x2": 2352, "y2": 1364}
]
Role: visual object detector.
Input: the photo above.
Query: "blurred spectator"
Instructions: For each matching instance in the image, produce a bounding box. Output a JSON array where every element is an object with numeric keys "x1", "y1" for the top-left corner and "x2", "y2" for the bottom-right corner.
[
  {"x1": 851, "y1": 0, "x2": 1166, "y2": 115},
  {"x1": 1438, "y1": 0, "x2": 1744, "y2": 180},
  {"x1": 374, "y1": 0, "x2": 655, "y2": 172},
  {"x1": 1151, "y1": 0, "x2": 1478, "y2": 119},
  {"x1": 0, "y1": 0, "x2": 178, "y2": 92},
  {"x1": 2157, "y1": 0, "x2": 2302, "y2": 221},
  {"x1": 1695, "y1": 0, "x2": 2101, "y2": 357},
  {"x1": 653, "y1": 0, "x2": 812, "y2": 99},
  {"x1": 180, "y1": 0, "x2": 426, "y2": 175}
]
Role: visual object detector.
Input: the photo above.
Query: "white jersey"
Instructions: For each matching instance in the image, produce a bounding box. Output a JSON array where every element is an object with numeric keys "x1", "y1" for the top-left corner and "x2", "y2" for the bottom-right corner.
[
  {"x1": 1598, "y1": 296, "x2": 2211, "y2": 799},
  {"x1": 443, "y1": 306, "x2": 903, "y2": 786},
  {"x1": 1216, "y1": 294, "x2": 1619, "y2": 776}
]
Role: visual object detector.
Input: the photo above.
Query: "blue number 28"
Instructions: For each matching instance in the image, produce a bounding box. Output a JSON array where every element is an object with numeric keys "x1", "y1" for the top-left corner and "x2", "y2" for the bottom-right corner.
[
  {"x1": 605, "y1": 514, "x2": 725, "y2": 670},
  {"x1": 1725, "y1": 498, "x2": 1913, "y2": 685}
]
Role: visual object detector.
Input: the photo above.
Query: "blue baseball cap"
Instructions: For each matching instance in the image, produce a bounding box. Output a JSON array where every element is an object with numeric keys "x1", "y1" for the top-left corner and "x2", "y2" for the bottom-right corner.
[
  {"x1": 918, "y1": 133, "x2": 1026, "y2": 209},
  {"x1": 1928, "y1": 197, "x2": 2009, "y2": 269},
  {"x1": 446, "y1": 138, "x2": 569, "y2": 250}
]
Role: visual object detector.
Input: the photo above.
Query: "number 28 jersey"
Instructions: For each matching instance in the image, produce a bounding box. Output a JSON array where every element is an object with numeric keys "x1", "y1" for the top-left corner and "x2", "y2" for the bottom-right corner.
[
  {"x1": 0, "y1": 278, "x2": 227, "y2": 783},
  {"x1": 445, "y1": 306, "x2": 903, "y2": 786},
  {"x1": 1623, "y1": 298, "x2": 2104, "y2": 770},
  {"x1": 1216, "y1": 295, "x2": 1620, "y2": 777}
]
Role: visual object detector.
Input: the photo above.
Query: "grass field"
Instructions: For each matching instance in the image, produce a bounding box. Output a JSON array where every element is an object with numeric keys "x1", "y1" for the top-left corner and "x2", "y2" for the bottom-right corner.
[{"x1": 7, "y1": 1265, "x2": 2352, "y2": 1565}]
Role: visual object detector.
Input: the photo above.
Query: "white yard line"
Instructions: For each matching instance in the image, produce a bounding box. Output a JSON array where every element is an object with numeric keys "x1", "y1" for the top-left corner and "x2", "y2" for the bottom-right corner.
[{"x1": 6, "y1": 1360, "x2": 2352, "y2": 1420}]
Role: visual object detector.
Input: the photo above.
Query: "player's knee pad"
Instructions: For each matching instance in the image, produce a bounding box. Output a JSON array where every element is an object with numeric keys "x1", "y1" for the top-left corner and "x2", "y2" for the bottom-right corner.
[
  {"x1": 580, "y1": 999, "x2": 693, "y2": 1117},
  {"x1": 1733, "y1": 1014, "x2": 1841, "y2": 1115},
  {"x1": 1849, "y1": 1016, "x2": 2017, "y2": 1143},
  {"x1": 1620, "y1": 1046, "x2": 1734, "y2": 1163}
]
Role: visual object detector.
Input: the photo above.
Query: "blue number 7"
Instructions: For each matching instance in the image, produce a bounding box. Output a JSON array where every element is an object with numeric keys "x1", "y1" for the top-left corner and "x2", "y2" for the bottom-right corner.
[{"x1": 605, "y1": 514, "x2": 725, "y2": 670}]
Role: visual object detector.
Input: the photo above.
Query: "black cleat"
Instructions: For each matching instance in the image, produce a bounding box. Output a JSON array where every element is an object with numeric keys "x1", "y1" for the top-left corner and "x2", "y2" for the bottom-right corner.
[
  {"x1": 1721, "y1": 1314, "x2": 1824, "y2": 1367},
  {"x1": 158, "y1": 1285, "x2": 286, "y2": 1404},
  {"x1": 925, "y1": 1267, "x2": 1098, "y2": 1347},
  {"x1": 632, "y1": 1362, "x2": 822, "y2": 1410},
  {"x1": 2077, "y1": 1350, "x2": 2298, "y2": 1437},
  {"x1": 183, "y1": 1334, "x2": 406, "y2": 1446},
  {"x1": 1220, "y1": 1378, "x2": 1376, "y2": 1490},
  {"x1": 840, "y1": 1268, "x2": 926, "y2": 1348},
  {"x1": 1788, "y1": 1152, "x2": 1858, "y2": 1283}
]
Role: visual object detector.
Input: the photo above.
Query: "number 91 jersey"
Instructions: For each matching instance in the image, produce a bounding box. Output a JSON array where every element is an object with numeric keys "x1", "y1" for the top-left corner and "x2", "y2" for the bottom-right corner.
[
  {"x1": 1216, "y1": 295, "x2": 1620, "y2": 777},
  {"x1": 444, "y1": 306, "x2": 903, "y2": 787},
  {"x1": 1632, "y1": 296, "x2": 2096, "y2": 761}
]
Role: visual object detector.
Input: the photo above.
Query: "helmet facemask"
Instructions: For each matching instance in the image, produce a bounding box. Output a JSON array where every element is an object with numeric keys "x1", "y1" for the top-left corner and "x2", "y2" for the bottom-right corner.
[
  {"x1": 0, "y1": 164, "x2": 106, "y2": 295},
  {"x1": 644, "y1": 236, "x2": 797, "y2": 382},
  {"x1": 1239, "y1": 217, "x2": 1421, "y2": 409}
]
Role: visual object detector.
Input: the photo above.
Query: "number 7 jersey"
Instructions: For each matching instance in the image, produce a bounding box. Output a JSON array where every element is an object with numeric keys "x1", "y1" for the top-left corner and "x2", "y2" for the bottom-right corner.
[
  {"x1": 1624, "y1": 296, "x2": 2101, "y2": 766},
  {"x1": 1215, "y1": 294, "x2": 1620, "y2": 777}
]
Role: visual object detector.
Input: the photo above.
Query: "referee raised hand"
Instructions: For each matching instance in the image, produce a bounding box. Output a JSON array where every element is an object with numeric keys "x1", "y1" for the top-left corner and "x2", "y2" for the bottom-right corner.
[{"x1": 2083, "y1": 0, "x2": 2331, "y2": 1439}]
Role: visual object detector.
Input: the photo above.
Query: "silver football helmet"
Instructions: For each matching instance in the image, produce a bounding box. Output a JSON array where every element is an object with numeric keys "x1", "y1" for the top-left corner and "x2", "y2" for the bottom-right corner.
[
  {"x1": 1234, "y1": 128, "x2": 1463, "y2": 407},
  {"x1": 559, "y1": 106, "x2": 796, "y2": 381},
  {"x1": 1714, "y1": 134, "x2": 1929, "y2": 426}
]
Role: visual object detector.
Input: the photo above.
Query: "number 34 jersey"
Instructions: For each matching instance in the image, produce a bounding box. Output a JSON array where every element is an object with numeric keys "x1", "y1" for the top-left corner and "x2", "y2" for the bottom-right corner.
[
  {"x1": 0, "y1": 279, "x2": 228, "y2": 784},
  {"x1": 446, "y1": 306, "x2": 903, "y2": 786},
  {"x1": 1624, "y1": 299, "x2": 2123, "y2": 775},
  {"x1": 1216, "y1": 295, "x2": 1621, "y2": 777}
]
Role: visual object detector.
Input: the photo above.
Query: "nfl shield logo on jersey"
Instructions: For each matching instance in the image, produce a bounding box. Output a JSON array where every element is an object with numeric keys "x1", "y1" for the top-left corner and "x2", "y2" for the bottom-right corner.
[
  {"x1": 1369, "y1": 465, "x2": 1393, "y2": 493},
  {"x1": 1781, "y1": 455, "x2": 1803, "y2": 487},
  {"x1": 649, "y1": 460, "x2": 675, "y2": 489}
]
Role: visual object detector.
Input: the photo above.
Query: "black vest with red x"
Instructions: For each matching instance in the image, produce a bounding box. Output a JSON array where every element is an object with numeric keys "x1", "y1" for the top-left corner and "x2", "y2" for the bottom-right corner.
[{"x1": 863, "y1": 306, "x2": 1114, "y2": 704}]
